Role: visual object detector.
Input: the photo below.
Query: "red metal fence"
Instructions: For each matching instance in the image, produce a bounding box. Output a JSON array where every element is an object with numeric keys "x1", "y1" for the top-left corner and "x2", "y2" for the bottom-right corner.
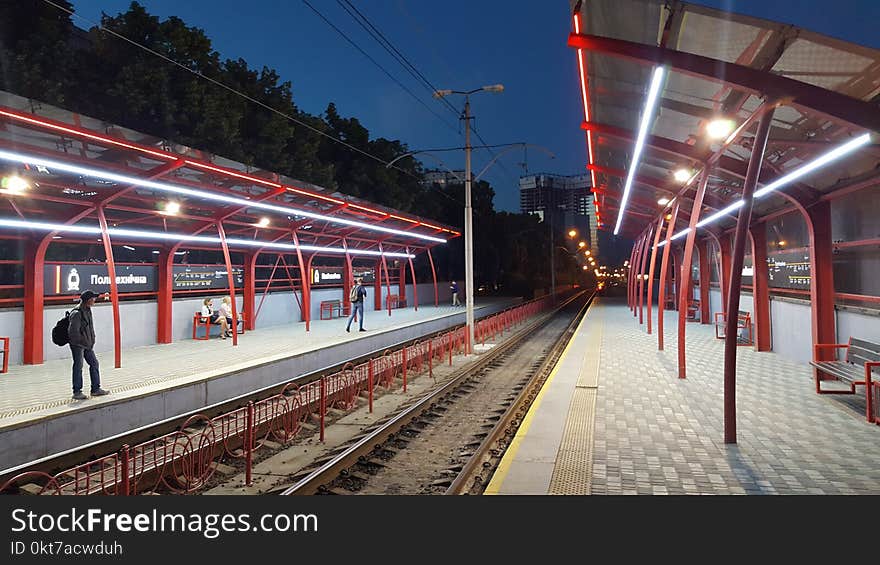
[{"x1": 1, "y1": 293, "x2": 561, "y2": 495}]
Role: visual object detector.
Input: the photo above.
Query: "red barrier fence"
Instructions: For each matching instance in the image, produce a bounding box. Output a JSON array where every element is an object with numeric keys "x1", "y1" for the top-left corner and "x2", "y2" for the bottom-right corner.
[{"x1": 1, "y1": 292, "x2": 565, "y2": 495}]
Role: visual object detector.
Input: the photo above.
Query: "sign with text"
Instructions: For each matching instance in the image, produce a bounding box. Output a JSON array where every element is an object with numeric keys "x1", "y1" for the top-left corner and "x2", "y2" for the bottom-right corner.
[
  {"x1": 767, "y1": 253, "x2": 811, "y2": 290},
  {"x1": 44, "y1": 264, "x2": 157, "y2": 296},
  {"x1": 311, "y1": 267, "x2": 344, "y2": 286},
  {"x1": 173, "y1": 265, "x2": 243, "y2": 290}
]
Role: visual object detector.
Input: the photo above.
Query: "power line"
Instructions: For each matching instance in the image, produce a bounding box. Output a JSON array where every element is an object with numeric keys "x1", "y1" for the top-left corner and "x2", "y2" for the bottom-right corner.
[
  {"x1": 301, "y1": 0, "x2": 459, "y2": 134},
  {"x1": 41, "y1": 0, "x2": 420, "y2": 179},
  {"x1": 337, "y1": 0, "x2": 459, "y2": 116}
]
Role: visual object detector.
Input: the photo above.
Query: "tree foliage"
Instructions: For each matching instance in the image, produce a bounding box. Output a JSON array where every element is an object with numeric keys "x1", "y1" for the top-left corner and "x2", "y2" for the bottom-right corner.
[{"x1": 0, "y1": 1, "x2": 557, "y2": 295}]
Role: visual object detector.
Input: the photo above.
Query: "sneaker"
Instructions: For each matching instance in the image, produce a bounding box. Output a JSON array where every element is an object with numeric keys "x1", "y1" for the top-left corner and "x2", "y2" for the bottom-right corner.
[
  {"x1": 359, "y1": 328, "x2": 367, "y2": 332},
  {"x1": 72, "y1": 392, "x2": 88, "y2": 400},
  {"x1": 91, "y1": 388, "x2": 110, "y2": 397},
  {"x1": 346, "y1": 327, "x2": 350, "y2": 333}
]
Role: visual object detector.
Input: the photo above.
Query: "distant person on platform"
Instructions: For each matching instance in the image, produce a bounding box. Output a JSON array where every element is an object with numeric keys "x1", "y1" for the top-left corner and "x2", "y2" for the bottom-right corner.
[
  {"x1": 220, "y1": 296, "x2": 240, "y2": 334},
  {"x1": 69, "y1": 290, "x2": 110, "y2": 400},
  {"x1": 450, "y1": 280, "x2": 461, "y2": 306},
  {"x1": 346, "y1": 277, "x2": 368, "y2": 333}
]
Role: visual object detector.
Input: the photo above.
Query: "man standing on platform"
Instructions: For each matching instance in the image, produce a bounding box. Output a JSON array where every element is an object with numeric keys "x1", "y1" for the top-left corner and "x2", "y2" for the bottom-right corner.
[
  {"x1": 450, "y1": 280, "x2": 461, "y2": 306},
  {"x1": 69, "y1": 290, "x2": 110, "y2": 400},
  {"x1": 346, "y1": 276, "x2": 368, "y2": 333}
]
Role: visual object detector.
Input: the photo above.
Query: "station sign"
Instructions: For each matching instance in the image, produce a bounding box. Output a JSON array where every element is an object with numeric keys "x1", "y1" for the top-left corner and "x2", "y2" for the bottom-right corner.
[
  {"x1": 311, "y1": 267, "x2": 344, "y2": 286},
  {"x1": 172, "y1": 266, "x2": 243, "y2": 290},
  {"x1": 767, "y1": 254, "x2": 811, "y2": 290},
  {"x1": 353, "y1": 268, "x2": 376, "y2": 284},
  {"x1": 44, "y1": 264, "x2": 157, "y2": 296}
]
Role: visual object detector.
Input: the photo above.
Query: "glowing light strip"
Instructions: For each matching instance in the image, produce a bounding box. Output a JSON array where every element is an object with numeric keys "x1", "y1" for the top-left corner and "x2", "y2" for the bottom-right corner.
[
  {"x1": 573, "y1": 14, "x2": 599, "y2": 196},
  {"x1": 0, "y1": 150, "x2": 446, "y2": 244},
  {"x1": 657, "y1": 133, "x2": 872, "y2": 247},
  {"x1": 0, "y1": 218, "x2": 416, "y2": 258},
  {"x1": 614, "y1": 66, "x2": 665, "y2": 236}
]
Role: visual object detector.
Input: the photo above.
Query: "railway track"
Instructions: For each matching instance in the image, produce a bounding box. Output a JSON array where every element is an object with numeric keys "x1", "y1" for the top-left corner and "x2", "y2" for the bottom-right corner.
[{"x1": 274, "y1": 291, "x2": 593, "y2": 495}]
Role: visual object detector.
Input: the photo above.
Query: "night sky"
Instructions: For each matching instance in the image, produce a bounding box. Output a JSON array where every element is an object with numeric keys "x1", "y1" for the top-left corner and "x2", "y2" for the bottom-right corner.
[{"x1": 69, "y1": 1, "x2": 879, "y2": 213}]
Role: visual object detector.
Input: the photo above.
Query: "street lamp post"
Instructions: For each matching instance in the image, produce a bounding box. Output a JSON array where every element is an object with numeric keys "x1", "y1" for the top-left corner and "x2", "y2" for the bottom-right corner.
[{"x1": 434, "y1": 84, "x2": 503, "y2": 353}]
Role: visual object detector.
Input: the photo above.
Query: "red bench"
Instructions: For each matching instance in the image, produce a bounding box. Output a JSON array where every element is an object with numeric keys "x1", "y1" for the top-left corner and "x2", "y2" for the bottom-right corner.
[
  {"x1": 320, "y1": 299, "x2": 348, "y2": 320},
  {"x1": 193, "y1": 312, "x2": 245, "y2": 340},
  {"x1": 811, "y1": 337, "x2": 880, "y2": 424},
  {"x1": 385, "y1": 294, "x2": 407, "y2": 309}
]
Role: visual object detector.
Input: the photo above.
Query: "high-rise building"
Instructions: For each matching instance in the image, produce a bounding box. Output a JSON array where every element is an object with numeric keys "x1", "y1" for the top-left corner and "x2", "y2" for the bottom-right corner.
[{"x1": 519, "y1": 173, "x2": 597, "y2": 252}]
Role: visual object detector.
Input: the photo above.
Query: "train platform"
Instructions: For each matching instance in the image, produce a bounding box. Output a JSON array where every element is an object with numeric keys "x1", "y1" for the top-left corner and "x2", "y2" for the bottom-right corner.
[
  {"x1": 486, "y1": 297, "x2": 880, "y2": 495},
  {"x1": 0, "y1": 299, "x2": 515, "y2": 470}
]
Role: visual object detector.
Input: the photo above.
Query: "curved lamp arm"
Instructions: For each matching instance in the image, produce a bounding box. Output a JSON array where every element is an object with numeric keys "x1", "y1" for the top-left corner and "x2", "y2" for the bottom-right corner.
[{"x1": 474, "y1": 143, "x2": 555, "y2": 181}]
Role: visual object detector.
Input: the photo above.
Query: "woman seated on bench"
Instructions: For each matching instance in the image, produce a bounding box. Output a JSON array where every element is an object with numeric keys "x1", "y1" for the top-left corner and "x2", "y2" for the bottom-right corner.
[
  {"x1": 202, "y1": 298, "x2": 231, "y2": 339},
  {"x1": 220, "y1": 296, "x2": 242, "y2": 332}
]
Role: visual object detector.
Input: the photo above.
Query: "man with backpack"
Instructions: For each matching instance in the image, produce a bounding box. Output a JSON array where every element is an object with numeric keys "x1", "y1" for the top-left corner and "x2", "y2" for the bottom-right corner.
[
  {"x1": 68, "y1": 290, "x2": 109, "y2": 400},
  {"x1": 346, "y1": 276, "x2": 368, "y2": 333}
]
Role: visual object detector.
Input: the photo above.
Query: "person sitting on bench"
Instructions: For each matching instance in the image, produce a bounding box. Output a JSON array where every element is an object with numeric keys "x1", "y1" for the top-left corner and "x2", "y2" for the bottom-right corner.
[
  {"x1": 219, "y1": 296, "x2": 241, "y2": 332},
  {"x1": 202, "y1": 298, "x2": 231, "y2": 339}
]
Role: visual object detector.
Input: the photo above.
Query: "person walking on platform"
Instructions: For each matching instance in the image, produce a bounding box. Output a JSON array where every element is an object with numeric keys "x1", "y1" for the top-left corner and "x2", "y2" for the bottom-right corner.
[
  {"x1": 69, "y1": 290, "x2": 109, "y2": 400},
  {"x1": 346, "y1": 276, "x2": 368, "y2": 333},
  {"x1": 450, "y1": 280, "x2": 461, "y2": 306}
]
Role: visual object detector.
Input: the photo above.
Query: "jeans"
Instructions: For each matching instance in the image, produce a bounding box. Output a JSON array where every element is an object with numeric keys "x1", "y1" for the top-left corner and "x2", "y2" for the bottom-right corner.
[
  {"x1": 346, "y1": 301, "x2": 364, "y2": 330},
  {"x1": 71, "y1": 345, "x2": 101, "y2": 394}
]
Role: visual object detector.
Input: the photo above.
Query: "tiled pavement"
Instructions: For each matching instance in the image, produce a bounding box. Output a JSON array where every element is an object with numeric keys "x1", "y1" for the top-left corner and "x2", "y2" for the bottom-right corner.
[
  {"x1": 592, "y1": 297, "x2": 880, "y2": 495},
  {"x1": 0, "y1": 301, "x2": 503, "y2": 428}
]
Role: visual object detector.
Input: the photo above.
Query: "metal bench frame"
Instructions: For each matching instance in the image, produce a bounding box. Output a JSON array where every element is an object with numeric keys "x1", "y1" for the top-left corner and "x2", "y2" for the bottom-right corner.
[
  {"x1": 319, "y1": 299, "x2": 346, "y2": 320},
  {"x1": 811, "y1": 337, "x2": 880, "y2": 424},
  {"x1": 714, "y1": 310, "x2": 753, "y2": 346},
  {"x1": 192, "y1": 312, "x2": 245, "y2": 340}
]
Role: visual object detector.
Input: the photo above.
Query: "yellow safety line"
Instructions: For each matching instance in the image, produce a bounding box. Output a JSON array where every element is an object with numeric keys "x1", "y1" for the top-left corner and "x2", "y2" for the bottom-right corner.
[{"x1": 484, "y1": 303, "x2": 595, "y2": 495}]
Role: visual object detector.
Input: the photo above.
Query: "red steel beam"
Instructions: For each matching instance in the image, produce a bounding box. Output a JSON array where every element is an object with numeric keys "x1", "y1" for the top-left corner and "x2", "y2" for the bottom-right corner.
[
  {"x1": 638, "y1": 224, "x2": 654, "y2": 325},
  {"x1": 216, "y1": 221, "x2": 239, "y2": 346},
  {"x1": 427, "y1": 248, "x2": 438, "y2": 307},
  {"x1": 645, "y1": 214, "x2": 665, "y2": 335},
  {"x1": 568, "y1": 33, "x2": 880, "y2": 132},
  {"x1": 749, "y1": 224, "x2": 771, "y2": 351},
  {"x1": 96, "y1": 207, "x2": 122, "y2": 368},
  {"x1": 677, "y1": 169, "x2": 709, "y2": 378},
  {"x1": 657, "y1": 200, "x2": 681, "y2": 350},
  {"x1": 697, "y1": 239, "x2": 711, "y2": 325}
]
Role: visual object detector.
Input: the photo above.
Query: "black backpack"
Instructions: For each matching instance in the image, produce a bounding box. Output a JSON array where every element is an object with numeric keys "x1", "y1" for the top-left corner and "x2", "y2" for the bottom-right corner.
[{"x1": 51, "y1": 309, "x2": 74, "y2": 346}]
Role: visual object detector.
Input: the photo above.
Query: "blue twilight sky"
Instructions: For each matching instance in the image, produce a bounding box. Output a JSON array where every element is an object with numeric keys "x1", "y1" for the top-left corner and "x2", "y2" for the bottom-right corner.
[{"x1": 69, "y1": 1, "x2": 879, "y2": 213}]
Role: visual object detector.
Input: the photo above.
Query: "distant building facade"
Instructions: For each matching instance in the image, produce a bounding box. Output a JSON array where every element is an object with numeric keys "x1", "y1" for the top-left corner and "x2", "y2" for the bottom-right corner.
[{"x1": 519, "y1": 173, "x2": 597, "y2": 252}]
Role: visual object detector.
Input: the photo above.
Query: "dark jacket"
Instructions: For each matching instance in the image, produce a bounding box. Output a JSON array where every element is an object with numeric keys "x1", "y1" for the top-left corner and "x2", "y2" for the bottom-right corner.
[{"x1": 68, "y1": 304, "x2": 96, "y2": 349}]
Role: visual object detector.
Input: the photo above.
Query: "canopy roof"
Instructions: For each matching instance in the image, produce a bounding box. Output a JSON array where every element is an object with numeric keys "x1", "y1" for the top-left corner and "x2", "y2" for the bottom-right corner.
[
  {"x1": 569, "y1": 0, "x2": 879, "y2": 238},
  {"x1": 0, "y1": 90, "x2": 458, "y2": 257}
]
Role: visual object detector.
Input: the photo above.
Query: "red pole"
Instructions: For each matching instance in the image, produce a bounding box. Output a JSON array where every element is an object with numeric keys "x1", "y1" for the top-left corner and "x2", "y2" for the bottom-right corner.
[
  {"x1": 245, "y1": 401, "x2": 254, "y2": 486},
  {"x1": 374, "y1": 263, "x2": 382, "y2": 311},
  {"x1": 368, "y1": 358, "x2": 374, "y2": 413},
  {"x1": 23, "y1": 237, "x2": 49, "y2": 364},
  {"x1": 398, "y1": 260, "x2": 406, "y2": 301},
  {"x1": 427, "y1": 248, "x2": 439, "y2": 307},
  {"x1": 243, "y1": 252, "x2": 257, "y2": 331},
  {"x1": 657, "y1": 201, "x2": 680, "y2": 351},
  {"x1": 157, "y1": 249, "x2": 174, "y2": 343},
  {"x1": 697, "y1": 240, "x2": 711, "y2": 324},
  {"x1": 627, "y1": 242, "x2": 638, "y2": 311},
  {"x1": 292, "y1": 232, "x2": 310, "y2": 331},
  {"x1": 319, "y1": 377, "x2": 326, "y2": 442},
  {"x1": 216, "y1": 221, "x2": 239, "y2": 346},
  {"x1": 749, "y1": 224, "x2": 771, "y2": 351},
  {"x1": 719, "y1": 233, "x2": 733, "y2": 311},
  {"x1": 638, "y1": 225, "x2": 653, "y2": 325},
  {"x1": 342, "y1": 239, "x2": 353, "y2": 315},
  {"x1": 379, "y1": 245, "x2": 392, "y2": 317},
  {"x1": 724, "y1": 106, "x2": 775, "y2": 444},
  {"x1": 120, "y1": 444, "x2": 130, "y2": 496},
  {"x1": 646, "y1": 216, "x2": 664, "y2": 335},
  {"x1": 407, "y1": 248, "x2": 418, "y2": 311},
  {"x1": 677, "y1": 169, "x2": 709, "y2": 378},
  {"x1": 402, "y1": 346, "x2": 408, "y2": 392},
  {"x1": 807, "y1": 201, "x2": 837, "y2": 361},
  {"x1": 630, "y1": 234, "x2": 644, "y2": 316},
  {"x1": 97, "y1": 207, "x2": 122, "y2": 367}
]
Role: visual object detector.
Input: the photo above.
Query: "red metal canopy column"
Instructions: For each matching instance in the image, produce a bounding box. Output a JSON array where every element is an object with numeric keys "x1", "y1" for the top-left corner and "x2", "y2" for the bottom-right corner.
[
  {"x1": 808, "y1": 201, "x2": 837, "y2": 363},
  {"x1": 677, "y1": 169, "x2": 709, "y2": 378},
  {"x1": 646, "y1": 215, "x2": 665, "y2": 334},
  {"x1": 216, "y1": 221, "x2": 239, "y2": 346},
  {"x1": 697, "y1": 239, "x2": 711, "y2": 325},
  {"x1": 427, "y1": 248, "x2": 439, "y2": 307},
  {"x1": 291, "y1": 232, "x2": 310, "y2": 331},
  {"x1": 379, "y1": 244, "x2": 392, "y2": 317},
  {"x1": 638, "y1": 225, "x2": 654, "y2": 326},
  {"x1": 96, "y1": 207, "x2": 122, "y2": 368},
  {"x1": 157, "y1": 249, "x2": 173, "y2": 343},
  {"x1": 407, "y1": 248, "x2": 418, "y2": 312},
  {"x1": 342, "y1": 239, "x2": 353, "y2": 315},
  {"x1": 626, "y1": 242, "x2": 638, "y2": 311},
  {"x1": 657, "y1": 200, "x2": 680, "y2": 350},
  {"x1": 373, "y1": 263, "x2": 381, "y2": 311},
  {"x1": 724, "y1": 106, "x2": 775, "y2": 444},
  {"x1": 719, "y1": 233, "x2": 733, "y2": 311},
  {"x1": 749, "y1": 224, "x2": 771, "y2": 351},
  {"x1": 23, "y1": 238, "x2": 49, "y2": 365},
  {"x1": 243, "y1": 252, "x2": 257, "y2": 331}
]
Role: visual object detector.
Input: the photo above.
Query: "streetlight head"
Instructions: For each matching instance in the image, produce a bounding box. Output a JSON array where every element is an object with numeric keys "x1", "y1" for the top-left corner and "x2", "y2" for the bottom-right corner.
[
  {"x1": 578, "y1": 241, "x2": 586, "y2": 248},
  {"x1": 482, "y1": 84, "x2": 504, "y2": 93},
  {"x1": 567, "y1": 229, "x2": 577, "y2": 238},
  {"x1": 433, "y1": 89, "x2": 453, "y2": 99},
  {"x1": 584, "y1": 250, "x2": 591, "y2": 257}
]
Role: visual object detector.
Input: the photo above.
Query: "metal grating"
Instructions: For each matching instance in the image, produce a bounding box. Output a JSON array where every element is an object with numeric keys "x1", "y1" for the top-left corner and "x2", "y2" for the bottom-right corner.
[{"x1": 548, "y1": 388, "x2": 597, "y2": 495}]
